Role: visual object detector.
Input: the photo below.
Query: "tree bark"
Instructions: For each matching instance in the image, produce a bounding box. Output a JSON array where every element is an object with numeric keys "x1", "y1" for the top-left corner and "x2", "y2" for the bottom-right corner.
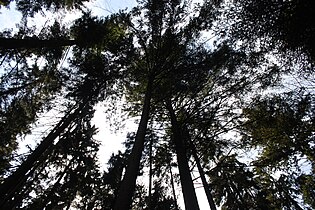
[
  {"x1": 0, "y1": 101, "x2": 88, "y2": 208},
  {"x1": 166, "y1": 100, "x2": 200, "y2": 210},
  {"x1": 114, "y1": 76, "x2": 154, "y2": 210},
  {"x1": 0, "y1": 38, "x2": 77, "y2": 49}
]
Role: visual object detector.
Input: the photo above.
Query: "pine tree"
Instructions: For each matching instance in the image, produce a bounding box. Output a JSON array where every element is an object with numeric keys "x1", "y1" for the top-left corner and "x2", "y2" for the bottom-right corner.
[{"x1": 0, "y1": 14, "x2": 130, "y2": 207}]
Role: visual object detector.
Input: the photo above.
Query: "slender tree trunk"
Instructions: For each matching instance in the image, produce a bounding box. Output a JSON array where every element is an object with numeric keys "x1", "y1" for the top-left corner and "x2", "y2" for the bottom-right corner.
[
  {"x1": 182, "y1": 125, "x2": 217, "y2": 210},
  {"x1": 0, "y1": 38, "x2": 77, "y2": 49},
  {"x1": 169, "y1": 161, "x2": 179, "y2": 210},
  {"x1": 148, "y1": 134, "x2": 153, "y2": 210},
  {"x1": 190, "y1": 140, "x2": 217, "y2": 210},
  {"x1": 0, "y1": 101, "x2": 88, "y2": 208},
  {"x1": 166, "y1": 100, "x2": 200, "y2": 210},
  {"x1": 114, "y1": 76, "x2": 154, "y2": 210}
]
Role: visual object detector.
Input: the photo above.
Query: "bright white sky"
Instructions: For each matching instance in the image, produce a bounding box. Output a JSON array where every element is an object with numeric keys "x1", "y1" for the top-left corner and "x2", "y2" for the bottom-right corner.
[{"x1": 0, "y1": 1, "x2": 211, "y2": 209}]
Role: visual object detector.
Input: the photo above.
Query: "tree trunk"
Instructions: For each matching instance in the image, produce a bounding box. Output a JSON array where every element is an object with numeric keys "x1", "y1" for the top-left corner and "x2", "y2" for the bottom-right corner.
[
  {"x1": 3, "y1": 148, "x2": 51, "y2": 209},
  {"x1": 169, "y1": 161, "x2": 179, "y2": 210},
  {"x1": 148, "y1": 134, "x2": 153, "y2": 210},
  {"x1": 0, "y1": 101, "x2": 88, "y2": 208},
  {"x1": 114, "y1": 76, "x2": 154, "y2": 210},
  {"x1": 190, "y1": 140, "x2": 217, "y2": 210},
  {"x1": 0, "y1": 38, "x2": 77, "y2": 49},
  {"x1": 166, "y1": 100, "x2": 200, "y2": 210}
]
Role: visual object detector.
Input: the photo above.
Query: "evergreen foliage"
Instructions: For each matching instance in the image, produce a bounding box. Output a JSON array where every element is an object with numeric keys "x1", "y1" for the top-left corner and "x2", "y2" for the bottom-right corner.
[{"x1": 0, "y1": 0, "x2": 314, "y2": 209}]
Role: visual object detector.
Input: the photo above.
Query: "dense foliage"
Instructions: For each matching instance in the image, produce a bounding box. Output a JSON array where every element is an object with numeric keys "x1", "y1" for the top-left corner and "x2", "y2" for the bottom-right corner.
[{"x1": 0, "y1": 0, "x2": 314, "y2": 209}]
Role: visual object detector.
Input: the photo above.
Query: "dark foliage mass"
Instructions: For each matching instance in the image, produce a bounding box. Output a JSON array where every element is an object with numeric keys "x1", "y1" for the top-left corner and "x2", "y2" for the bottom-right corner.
[
  {"x1": 1, "y1": 0, "x2": 89, "y2": 16},
  {"x1": 229, "y1": 0, "x2": 315, "y2": 66}
]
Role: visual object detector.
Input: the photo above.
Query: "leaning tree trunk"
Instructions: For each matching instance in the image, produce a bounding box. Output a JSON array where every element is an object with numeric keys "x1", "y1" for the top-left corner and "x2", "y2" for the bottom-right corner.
[
  {"x1": 181, "y1": 125, "x2": 217, "y2": 210},
  {"x1": 0, "y1": 100, "x2": 89, "y2": 208},
  {"x1": 114, "y1": 75, "x2": 154, "y2": 210},
  {"x1": 190, "y1": 139, "x2": 217, "y2": 210},
  {"x1": 166, "y1": 100, "x2": 200, "y2": 210},
  {"x1": 0, "y1": 38, "x2": 77, "y2": 49}
]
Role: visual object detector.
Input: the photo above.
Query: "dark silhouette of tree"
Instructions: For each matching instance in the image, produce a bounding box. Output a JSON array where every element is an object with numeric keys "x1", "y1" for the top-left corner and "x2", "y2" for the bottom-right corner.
[
  {"x1": 21, "y1": 106, "x2": 101, "y2": 210},
  {"x1": 242, "y1": 93, "x2": 315, "y2": 167},
  {"x1": 225, "y1": 0, "x2": 315, "y2": 67},
  {"x1": 0, "y1": 37, "x2": 76, "y2": 49},
  {"x1": 166, "y1": 101, "x2": 200, "y2": 209},
  {"x1": 0, "y1": 12, "x2": 126, "y2": 51},
  {"x1": 0, "y1": 21, "x2": 70, "y2": 179},
  {"x1": 0, "y1": 14, "x2": 130, "y2": 206},
  {"x1": 0, "y1": 0, "x2": 91, "y2": 16},
  {"x1": 190, "y1": 139, "x2": 217, "y2": 210},
  {"x1": 239, "y1": 92, "x2": 315, "y2": 209}
]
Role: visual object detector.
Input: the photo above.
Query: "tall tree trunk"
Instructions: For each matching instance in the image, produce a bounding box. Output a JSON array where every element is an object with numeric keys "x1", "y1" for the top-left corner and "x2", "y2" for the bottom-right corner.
[
  {"x1": 0, "y1": 100, "x2": 89, "y2": 208},
  {"x1": 148, "y1": 134, "x2": 153, "y2": 210},
  {"x1": 166, "y1": 100, "x2": 200, "y2": 210},
  {"x1": 190, "y1": 140, "x2": 217, "y2": 210},
  {"x1": 0, "y1": 38, "x2": 77, "y2": 49},
  {"x1": 114, "y1": 76, "x2": 154, "y2": 210},
  {"x1": 3, "y1": 147, "x2": 52, "y2": 209},
  {"x1": 169, "y1": 161, "x2": 179, "y2": 210}
]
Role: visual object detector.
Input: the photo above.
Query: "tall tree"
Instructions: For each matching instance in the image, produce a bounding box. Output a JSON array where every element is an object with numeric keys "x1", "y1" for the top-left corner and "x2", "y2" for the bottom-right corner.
[
  {"x1": 114, "y1": 0, "x2": 205, "y2": 207},
  {"x1": 166, "y1": 100, "x2": 200, "y2": 209},
  {"x1": 0, "y1": 21, "x2": 69, "y2": 178},
  {"x1": 20, "y1": 105, "x2": 101, "y2": 210},
  {"x1": 0, "y1": 14, "x2": 130, "y2": 206}
]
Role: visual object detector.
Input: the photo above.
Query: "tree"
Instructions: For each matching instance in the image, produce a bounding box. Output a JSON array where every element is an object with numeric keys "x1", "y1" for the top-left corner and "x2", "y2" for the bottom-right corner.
[
  {"x1": 241, "y1": 92, "x2": 315, "y2": 168},
  {"x1": 166, "y1": 101, "x2": 200, "y2": 210},
  {"x1": 114, "y1": 0, "x2": 286, "y2": 208},
  {"x1": 239, "y1": 92, "x2": 315, "y2": 208},
  {"x1": 0, "y1": 12, "x2": 126, "y2": 50},
  {"x1": 225, "y1": 0, "x2": 315, "y2": 67},
  {"x1": 22, "y1": 106, "x2": 101, "y2": 210},
  {"x1": 190, "y1": 138, "x2": 217, "y2": 210},
  {"x1": 0, "y1": 0, "x2": 91, "y2": 16},
  {"x1": 114, "y1": 0, "x2": 212, "y2": 207},
  {"x1": 149, "y1": 180, "x2": 179, "y2": 210},
  {"x1": 0, "y1": 37, "x2": 77, "y2": 49},
  {"x1": 0, "y1": 21, "x2": 69, "y2": 178},
  {"x1": 152, "y1": 137, "x2": 181, "y2": 210},
  {"x1": 0, "y1": 15, "x2": 130, "y2": 206}
]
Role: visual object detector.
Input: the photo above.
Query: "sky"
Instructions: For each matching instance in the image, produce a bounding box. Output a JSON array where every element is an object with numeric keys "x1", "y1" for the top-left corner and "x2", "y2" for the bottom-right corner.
[{"x1": 0, "y1": 1, "x2": 211, "y2": 209}]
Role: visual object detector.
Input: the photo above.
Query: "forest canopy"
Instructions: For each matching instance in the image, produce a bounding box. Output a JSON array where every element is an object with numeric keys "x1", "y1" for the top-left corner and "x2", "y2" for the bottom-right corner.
[{"x1": 0, "y1": 0, "x2": 314, "y2": 209}]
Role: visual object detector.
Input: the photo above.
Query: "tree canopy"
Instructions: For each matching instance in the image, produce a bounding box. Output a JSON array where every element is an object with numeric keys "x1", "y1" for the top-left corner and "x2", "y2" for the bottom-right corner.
[{"x1": 0, "y1": 0, "x2": 314, "y2": 209}]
